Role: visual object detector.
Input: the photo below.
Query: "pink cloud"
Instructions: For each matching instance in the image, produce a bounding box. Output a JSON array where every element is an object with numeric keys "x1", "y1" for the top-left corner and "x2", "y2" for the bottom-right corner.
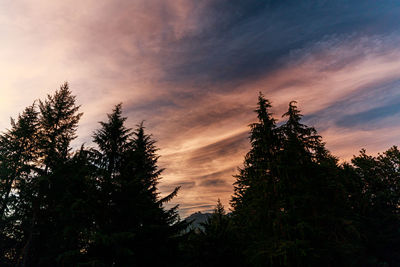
[{"x1": 1, "y1": 2, "x2": 400, "y2": 216}]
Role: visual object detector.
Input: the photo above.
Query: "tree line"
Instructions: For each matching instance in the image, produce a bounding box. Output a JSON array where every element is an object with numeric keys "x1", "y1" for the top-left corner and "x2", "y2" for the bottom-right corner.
[{"x1": 0, "y1": 84, "x2": 399, "y2": 266}]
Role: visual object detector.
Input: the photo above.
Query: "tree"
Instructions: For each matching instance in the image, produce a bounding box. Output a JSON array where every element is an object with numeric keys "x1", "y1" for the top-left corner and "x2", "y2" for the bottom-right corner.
[
  {"x1": 351, "y1": 147, "x2": 400, "y2": 266},
  {"x1": 231, "y1": 93, "x2": 282, "y2": 266},
  {"x1": 37, "y1": 82, "x2": 83, "y2": 172},
  {"x1": 89, "y1": 105, "x2": 184, "y2": 266},
  {"x1": 181, "y1": 199, "x2": 242, "y2": 267},
  {"x1": 277, "y1": 101, "x2": 359, "y2": 266},
  {"x1": 0, "y1": 104, "x2": 38, "y2": 217},
  {"x1": 231, "y1": 93, "x2": 279, "y2": 226},
  {"x1": 0, "y1": 104, "x2": 39, "y2": 266},
  {"x1": 88, "y1": 104, "x2": 134, "y2": 266},
  {"x1": 92, "y1": 103, "x2": 131, "y2": 181},
  {"x1": 231, "y1": 95, "x2": 360, "y2": 266},
  {"x1": 17, "y1": 83, "x2": 86, "y2": 266}
]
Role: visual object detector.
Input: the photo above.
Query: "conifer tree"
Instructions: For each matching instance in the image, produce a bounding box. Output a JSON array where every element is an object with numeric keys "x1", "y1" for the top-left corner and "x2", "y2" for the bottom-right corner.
[
  {"x1": 6, "y1": 86, "x2": 400, "y2": 266},
  {"x1": 231, "y1": 93, "x2": 279, "y2": 227},
  {"x1": 17, "y1": 83, "x2": 86, "y2": 266},
  {"x1": 37, "y1": 82, "x2": 83, "y2": 171},
  {"x1": 0, "y1": 104, "x2": 39, "y2": 266},
  {"x1": 89, "y1": 105, "x2": 184, "y2": 266},
  {"x1": 198, "y1": 200, "x2": 238, "y2": 266},
  {"x1": 88, "y1": 104, "x2": 134, "y2": 265},
  {"x1": 0, "y1": 104, "x2": 38, "y2": 217},
  {"x1": 232, "y1": 96, "x2": 360, "y2": 266},
  {"x1": 274, "y1": 101, "x2": 359, "y2": 266},
  {"x1": 180, "y1": 200, "x2": 243, "y2": 267},
  {"x1": 277, "y1": 101, "x2": 338, "y2": 265},
  {"x1": 351, "y1": 147, "x2": 400, "y2": 265},
  {"x1": 92, "y1": 103, "x2": 131, "y2": 181},
  {"x1": 231, "y1": 93, "x2": 281, "y2": 265}
]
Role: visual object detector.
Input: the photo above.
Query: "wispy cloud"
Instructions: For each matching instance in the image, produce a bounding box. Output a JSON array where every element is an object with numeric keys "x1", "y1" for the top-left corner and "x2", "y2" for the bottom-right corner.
[{"x1": 1, "y1": 1, "x2": 400, "y2": 216}]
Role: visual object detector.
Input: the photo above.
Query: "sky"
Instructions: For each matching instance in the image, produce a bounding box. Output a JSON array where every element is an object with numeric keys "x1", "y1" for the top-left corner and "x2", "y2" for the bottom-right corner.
[{"x1": 1, "y1": 0, "x2": 400, "y2": 216}]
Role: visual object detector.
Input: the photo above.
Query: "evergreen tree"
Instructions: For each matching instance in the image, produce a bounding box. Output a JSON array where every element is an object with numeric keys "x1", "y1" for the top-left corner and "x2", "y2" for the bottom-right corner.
[
  {"x1": 3, "y1": 85, "x2": 400, "y2": 267},
  {"x1": 277, "y1": 101, "x2": 359, "y2": 266},
  {"x1": 0, "y1": 104, "x2": 39, "y2": 266},
  {"x1": 92, "y1": 103, "x2": 131, "y2": 181},
  {"x1": 231, "y1": 93, "x2": 281, "y2": 266},
  {"x1": 351, "y1": 147, "x2": 400, "y2": 266},
  {"x1": 37, "y1": 82, "x2": 82, "y2": 171},
  {"x1": 88, "y1": 104, "x2": 132, "y2": 266},
  {"x1": 0, "y1": 104, "x2": 38, "y2": 217},
  {"x1": 231, "y1": 96, "x2": 360, "y2": 266},
  {"x1": 181, "y1": 199, "x2": 242, "y2": 267},
  {"x1": 17, "y1": 83, "x2": 86, "y2": 266},
  {"x1": 89, "y1": 105, "x2": 184, "y2": 266}
]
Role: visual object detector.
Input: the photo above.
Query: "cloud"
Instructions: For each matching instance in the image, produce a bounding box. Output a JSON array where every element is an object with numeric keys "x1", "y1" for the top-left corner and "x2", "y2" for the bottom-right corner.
[
  {"x1": 199, "y1": 178, "x2": 229, "y2": 187},
  {"x1": 1, "y1": 1, "x2": 400, "y2": 216},
  {"x1": 336, "y1": 99, "x2": 400, "y2": 128}
]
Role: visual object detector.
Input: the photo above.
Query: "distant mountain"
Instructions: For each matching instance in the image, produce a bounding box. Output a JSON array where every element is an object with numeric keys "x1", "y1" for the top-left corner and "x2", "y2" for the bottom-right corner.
[{"x1": 184, "y1": 212, "x2": 212, "y2": 231}]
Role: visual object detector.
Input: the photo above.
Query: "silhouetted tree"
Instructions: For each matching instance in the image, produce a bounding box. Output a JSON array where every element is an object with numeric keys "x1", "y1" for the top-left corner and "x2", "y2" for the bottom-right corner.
[
  {"x1": 231, "y1": 96, "x2": 361, "y2": 266},
  {"x1": 351, "y1": 147, "x2": 400, "y2": 266},
  {"x1": 2, "y1": 86, "x2": 400, "y2": 267},
  {"x1": 231, "y1": 93, "x2": 283, "y2": 266},
  {"x1": 0, "y1": 104, "x2": 39, "y2": 266},
  {"x1": 17, "y1": 83, "x2": 86, "y2": 266},
  {"x1": 37, "y1": 82, "x2": 82, "y2": 171},
  {"x1": 277, "y1": 101, "x2": 360, "y2": 266},
  {"x1": 89, "y1": 105, "x2": 184, "y2": 266},
  {"x1": 181, "y1": 199, "x2": 242, "y2": 267}
]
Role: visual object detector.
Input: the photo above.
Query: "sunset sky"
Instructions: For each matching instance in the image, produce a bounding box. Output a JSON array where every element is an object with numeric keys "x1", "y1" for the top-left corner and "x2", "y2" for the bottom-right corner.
[{"x1": 1, "y1": 1, "x2": 400, "y2": 216}]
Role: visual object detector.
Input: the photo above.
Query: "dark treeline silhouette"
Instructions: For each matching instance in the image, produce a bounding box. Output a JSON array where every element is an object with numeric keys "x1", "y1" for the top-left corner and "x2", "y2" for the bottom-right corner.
[{"x1": 0, "y1": 85, "x2": 399, "y2": 266}]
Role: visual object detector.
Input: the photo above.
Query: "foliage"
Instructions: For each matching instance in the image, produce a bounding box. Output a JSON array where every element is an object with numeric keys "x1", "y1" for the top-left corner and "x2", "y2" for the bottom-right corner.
[
  {"x1": 230, "y1": 94, "x2": 396, "y2": 266},
  {"x1": 0, "y1": 88, "x2": 399, "y2": 267}
]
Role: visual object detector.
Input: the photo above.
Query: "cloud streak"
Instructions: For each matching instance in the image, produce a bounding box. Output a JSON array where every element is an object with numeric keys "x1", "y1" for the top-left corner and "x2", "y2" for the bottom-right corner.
[{"x1": 1, "y1": 1, "x2": 400, "y2": 216}]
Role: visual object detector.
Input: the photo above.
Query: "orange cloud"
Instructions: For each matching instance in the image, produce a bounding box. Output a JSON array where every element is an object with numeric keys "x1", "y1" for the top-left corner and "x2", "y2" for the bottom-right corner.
[{"x1": 1, "y1": 2, "x2": 400, "y2": 216}]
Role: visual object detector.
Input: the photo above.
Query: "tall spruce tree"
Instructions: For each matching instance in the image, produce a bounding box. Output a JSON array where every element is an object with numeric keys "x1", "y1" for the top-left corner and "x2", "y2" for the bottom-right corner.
[
  {"x1": 89, "y1": 105, "x2": 184, "y2": 266},
  {"x1": 277, "y1": 101, "x2": 356, "y2": 266},
  {"x1": 17, "y1": 83, "x2": 87, "y2": 266},
  {"x1": 88, "y1": 103, "x2": 133, "y2": 266},
  {"x1": 351, "y1": 147, "x2": 400, "y2": 265},
  {"x1": 231, "y1": 93, "x2": 279, "y2": 222},
  {"x1": 0, "y1": 104, "x2": 39, "y2": 266},
  {"x1": 0, "y1": 104, "x2": 38, "y2": 217},
  {"x1": 231, "y1": 93, "x2": 281, "y2": 266},
  {"x1": 37, "y1": 82, "x2": 82, "y2": 171},
  {"x1": 232, "y1": 96, "x2": 360, "y2": 266}
]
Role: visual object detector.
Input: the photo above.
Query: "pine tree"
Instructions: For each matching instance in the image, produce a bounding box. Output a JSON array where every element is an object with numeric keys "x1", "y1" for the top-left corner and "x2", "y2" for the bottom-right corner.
[
  {"x1": 0, "y1": 104, "x2": 38, "y2": 217},
  {"x1": 88, "y1": 104, "x2": 133, "y2": 266},
  {"x1": 92, "y1": 103, "x2": 131, "y2": 181},
  {"x1": 351, "y1": 147, "x2": 400, "y2": 265},
  {"x1": 276, "y1": 101, "x2": 360, "y2": 265},
  {"x1": 198, "y1": 200, "x2": 238, "y2": 266},
  {"x1": 180, "y1": 200, "x2": 243, "y2": 267},
  {"x1": 125, "y1": 122, "x2": 184, "y2": 266},
  {"x1": 89, "y1": 105, "x2": 184, "y2": 266},
  {"x1": 17, "y1": 83, "x2": 86, "y2": 266},
  {"x1": 277, "y1": 101, "x2": 334, "y2": 265},
  {"x1": 231, "y1": 93, "x2": 279, "y2": 227},
  {"x1": 231, "y1": 96, "x2": 360, "y2": 266},
  {"x1": 37, "y1": 82, "x2": 83, "y2": 171},
  {"x1": 231, "y1": 93, "x2": 282, "y2": 266},
  {"x1": 0, "y1": 104, "x2": 39, "y2": 266}
]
